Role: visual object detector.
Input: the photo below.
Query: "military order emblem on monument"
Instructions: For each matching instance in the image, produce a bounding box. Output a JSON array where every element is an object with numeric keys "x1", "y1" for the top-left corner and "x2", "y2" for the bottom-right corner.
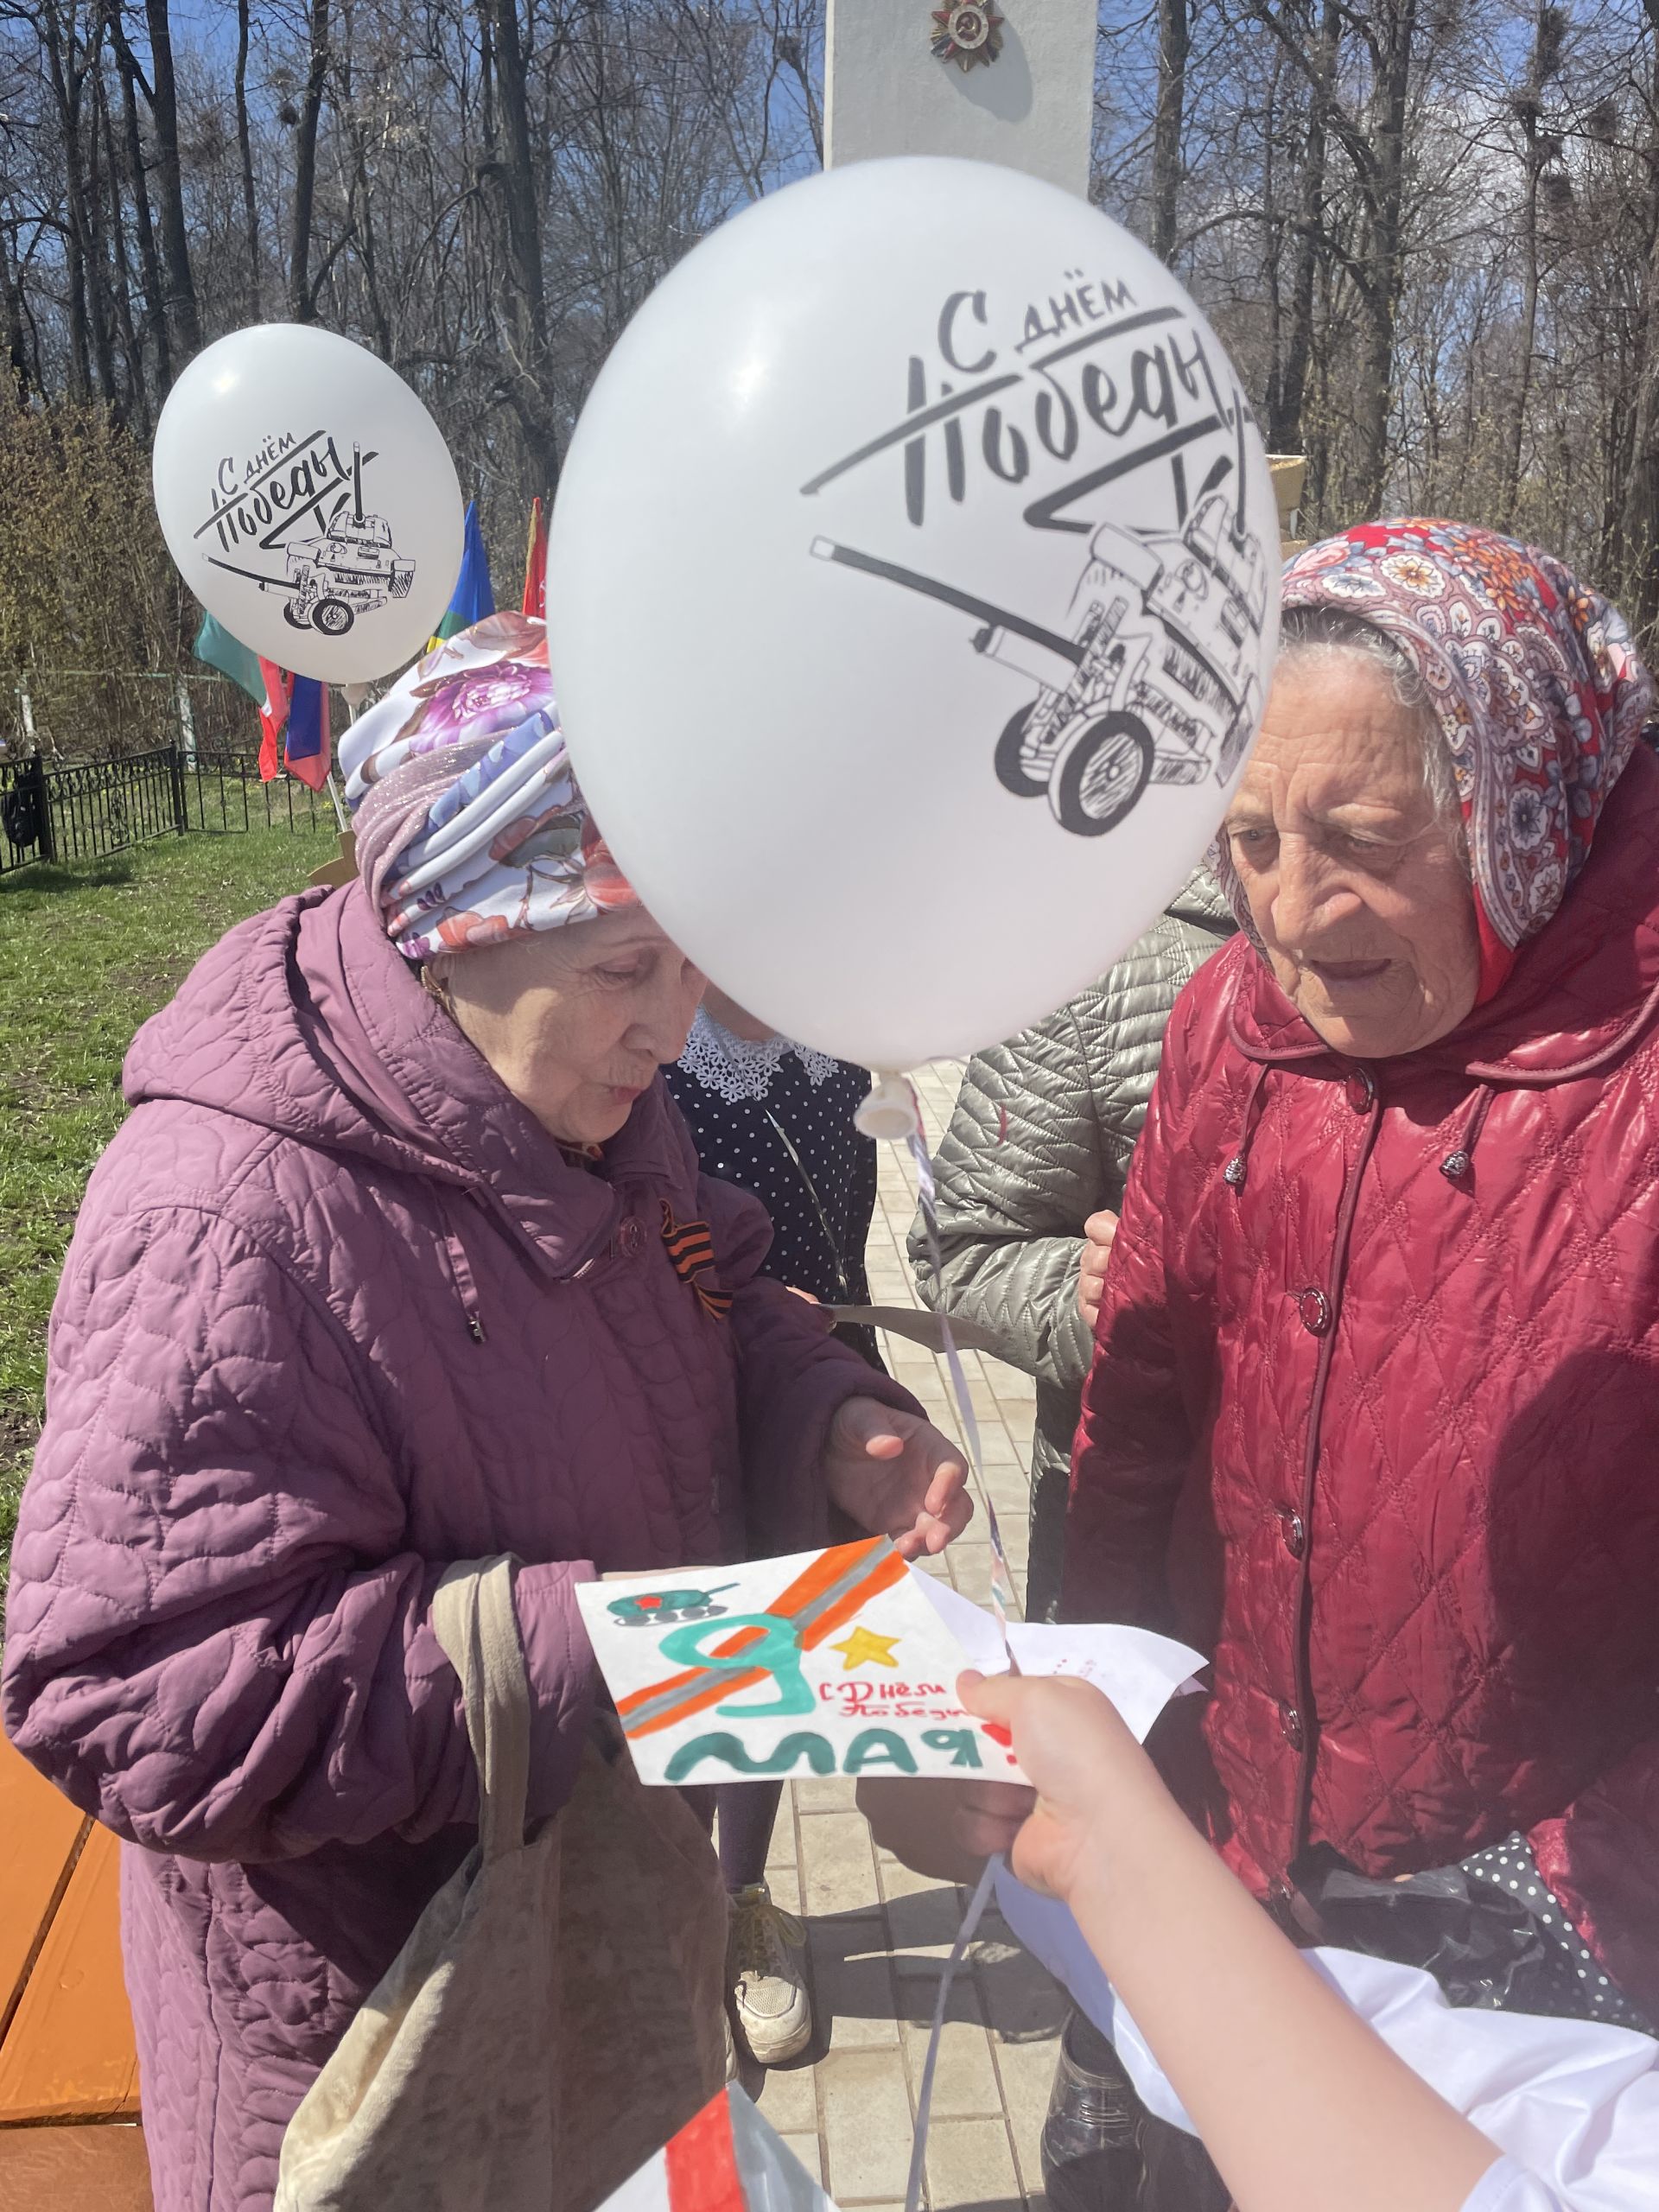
[{"x1": 931, "y1": 1, "x2": 1004, "y2": 70}]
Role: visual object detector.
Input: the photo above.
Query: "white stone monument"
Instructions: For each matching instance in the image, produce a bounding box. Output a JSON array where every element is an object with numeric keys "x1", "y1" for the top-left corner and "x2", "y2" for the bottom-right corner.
[{"x1": 823, "y1": 0, "x2": 1097, "y2": 199}]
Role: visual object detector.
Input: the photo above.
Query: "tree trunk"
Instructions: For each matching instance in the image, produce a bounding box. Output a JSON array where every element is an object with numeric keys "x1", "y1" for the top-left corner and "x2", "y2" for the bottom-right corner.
[
  {"x1": 142, "y1": 0, "x2": 200, "y2": 360},
  {"x1": 1152, "y1": 0, "x2": 1189, "y2": 264},
  {"x1": 111, "y1": 30, "x2": 172, "y2": 392},
  {"x1": 37, "y1": 0, "x2": 97, "y2": 399},
  {"x1": 477, "y1": 0, "x2": 561, "y2": 496},
  {"x1": 1623, "y1": 3, "x2": 1659, "y2": 636},
  {"x1": 1497, "y1": 6, "x2": 1564, "y2": 533},
  {"x1": 95, "y1": 55, "x2": 149, "y2": 429},
  {"x1": 1497, "y1": 158, "x2": 1542, "y2": 535},
  {"x1": 79, "y1": 41, "x2": 121, "y2": 403},
  {"x1": 235, "y1": 0, "x2": 263, "y2": 317},
  {"x1": 1268, "y1": 0, "x2": 1338, "y2": 452},
  {"x1": 0, "y1": 220, "x2": 29, "y2": 397},
  {"x1": 1353, "y1": 0, "x2": 1418, "y2": 516},
  {"x1": 289, "y1": 0, "x2": 331, "y2": 321},
  {"x1": 1624, "y1": 228, "x2": 1659, "y2": 635}
]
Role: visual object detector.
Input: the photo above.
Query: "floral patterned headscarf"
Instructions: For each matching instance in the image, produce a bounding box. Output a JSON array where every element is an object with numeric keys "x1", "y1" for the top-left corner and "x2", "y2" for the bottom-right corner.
[
  {"x1": 1270, "y1": 520, "x2": 1656, "y2": 1004},
  {"x1": 340, "y1": 611, "x2": 636, "y2": 961}
]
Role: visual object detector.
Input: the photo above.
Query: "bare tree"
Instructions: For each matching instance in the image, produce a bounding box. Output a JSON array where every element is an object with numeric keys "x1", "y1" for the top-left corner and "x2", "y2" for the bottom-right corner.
[
  {"x1": 235, "y1": 0, "x2": 263, "y2": 318},
  {"x1": 1265, "y1": 0, "x2": 1338, "y2": 454},
  {"x1": 476, "y1": 0, "x2": 560, "y2": 493},
  {"x1": 289, "y1": 0, "x2": 332, "y2": 321},
  {"x1": 1496, "y1": 2, "x2": 1568, "y2": 530},
  {"x1": 137, "y1": 0, "x2": 198, "y2": 356},
  {"x1": 1152, "y1": 0, "x2": 1190, "y2": 261}
]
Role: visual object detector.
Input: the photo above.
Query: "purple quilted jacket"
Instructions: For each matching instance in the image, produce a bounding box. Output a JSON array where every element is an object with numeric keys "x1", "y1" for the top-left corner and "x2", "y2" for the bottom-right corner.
[{"x1": 2, "y1": 882, "x2": 914, "y2": 2212}]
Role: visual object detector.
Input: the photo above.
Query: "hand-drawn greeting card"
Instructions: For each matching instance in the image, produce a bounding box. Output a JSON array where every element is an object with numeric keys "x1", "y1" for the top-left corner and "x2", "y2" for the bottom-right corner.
[{"x1": 575, "y1": 1536, "x2": 1029, "y2": 1786}]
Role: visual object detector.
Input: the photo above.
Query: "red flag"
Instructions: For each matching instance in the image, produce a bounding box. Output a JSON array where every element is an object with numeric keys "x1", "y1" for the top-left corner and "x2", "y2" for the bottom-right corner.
[
  {"x1": 257, "y1": 659, "x2": 294, "y2": 782},
  {"x1": 591, "y1": 2087, "x2": 827, "y2": 2212},
  {"x1": 522, "y1": 497, "x2": 547, "y2": 620},
  {"x1": 283, "y1": 676, "x2": 332, "y2": 791},
  {"x1": 664, "y1": 2091, "x2": 744, "y2": 2212}
]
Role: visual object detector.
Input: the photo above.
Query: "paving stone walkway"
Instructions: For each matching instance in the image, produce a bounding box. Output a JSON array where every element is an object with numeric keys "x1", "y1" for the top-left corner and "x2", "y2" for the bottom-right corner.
[{"x1": 749, "y1": 1064, "x2": 1067, "y2": 2212}]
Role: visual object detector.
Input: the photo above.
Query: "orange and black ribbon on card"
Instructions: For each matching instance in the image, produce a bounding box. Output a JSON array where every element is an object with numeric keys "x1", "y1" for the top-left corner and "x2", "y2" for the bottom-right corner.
[{"x1": 660, "y1": 1202, "x2": 733, "y2": 1320}]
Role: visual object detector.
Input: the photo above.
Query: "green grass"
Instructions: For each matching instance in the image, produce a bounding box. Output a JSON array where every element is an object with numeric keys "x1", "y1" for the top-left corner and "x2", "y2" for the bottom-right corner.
[{"x1": 1, "y1": 823, "x2": 338, "y2": 1614}]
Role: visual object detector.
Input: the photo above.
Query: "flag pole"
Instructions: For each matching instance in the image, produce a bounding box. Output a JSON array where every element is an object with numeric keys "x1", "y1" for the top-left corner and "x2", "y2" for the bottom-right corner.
[
  {"x1": 328, "y1": 683, "x2": 366, "y2": 832},
  {"x1": 308, "y1": 687, "x2": 359, "y2": 887}
]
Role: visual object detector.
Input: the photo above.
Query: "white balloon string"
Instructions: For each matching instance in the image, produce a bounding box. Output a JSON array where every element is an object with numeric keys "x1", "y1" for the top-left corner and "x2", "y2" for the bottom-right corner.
[
  {"x1": 904, "y1": 1858, "x2": 999, "y2": 2212},
  {"x1": 902, "y1": 1078, "x2": 1020, "y2": 1657}
]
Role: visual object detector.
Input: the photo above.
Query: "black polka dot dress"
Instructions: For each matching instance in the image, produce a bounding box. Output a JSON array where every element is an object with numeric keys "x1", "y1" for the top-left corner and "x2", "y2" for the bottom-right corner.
[
  {"x1": 1461, "y1": 1833, "x2": 1653, "y2": 2031},
  {"x1": 664, "y1": 1009, "x2": 885, "y2": 1372}
]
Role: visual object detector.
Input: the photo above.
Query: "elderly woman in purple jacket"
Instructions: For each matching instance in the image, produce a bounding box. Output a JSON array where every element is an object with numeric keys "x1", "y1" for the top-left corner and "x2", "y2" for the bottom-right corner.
[{"x1": 1, "y1": 613, "x2": 969, "y2": 2212}]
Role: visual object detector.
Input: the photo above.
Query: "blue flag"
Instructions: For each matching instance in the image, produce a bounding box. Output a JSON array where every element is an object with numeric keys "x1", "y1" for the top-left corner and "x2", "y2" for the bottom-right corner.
[
  {"x1": 283, "y1": 677, "x2": 332, "y2": 791},
  {"x1": 430, "y1": 501, "x2": 495, "y2": 645}
]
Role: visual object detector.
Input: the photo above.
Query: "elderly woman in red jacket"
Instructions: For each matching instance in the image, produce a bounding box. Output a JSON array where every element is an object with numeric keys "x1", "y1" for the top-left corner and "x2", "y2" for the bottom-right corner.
[{"x1": 1059, "y1": 520, "x2": 1659, "y2": 2193}]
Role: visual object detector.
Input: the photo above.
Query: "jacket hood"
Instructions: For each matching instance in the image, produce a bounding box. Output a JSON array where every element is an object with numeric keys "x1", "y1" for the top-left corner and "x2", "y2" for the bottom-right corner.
[
  {"x1": 1224, "y1": 741, "x2": 1659, "y2": 1088},
  {"x1": 124, "y1": 880, "x2": 694, "y2": 1281},
  {"x1": 1167, "y1": 867, "x2": 1237, "y2": 942}
]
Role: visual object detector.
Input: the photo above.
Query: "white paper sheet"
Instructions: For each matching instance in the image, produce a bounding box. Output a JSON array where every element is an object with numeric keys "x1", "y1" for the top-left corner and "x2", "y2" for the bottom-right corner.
[
  {"x1": 576, "y1": 1538, "x2": 1206, "y2": 1785},
  {"x1": 576, "y1": 1537, "x2": 1030, "y2": 1784},
  {"x1": 912, "y1": 1577, "x2": 1205, "y2": 1744}
]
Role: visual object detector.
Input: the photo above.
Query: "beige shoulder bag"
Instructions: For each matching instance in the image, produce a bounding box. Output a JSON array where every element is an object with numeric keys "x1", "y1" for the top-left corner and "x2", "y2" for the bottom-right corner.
[{"x1": 276, "y1": 1555, "x2": 728, "y2": 2212}]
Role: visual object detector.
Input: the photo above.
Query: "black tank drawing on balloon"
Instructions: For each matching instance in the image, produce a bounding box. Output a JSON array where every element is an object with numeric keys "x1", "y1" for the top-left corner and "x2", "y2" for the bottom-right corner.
[
  {"x1": 207, "y1": 443, "x2": 414, "y2": 641},
  {"x1": 812, "y1": 431, "x2": 1268, "y2": 838}
]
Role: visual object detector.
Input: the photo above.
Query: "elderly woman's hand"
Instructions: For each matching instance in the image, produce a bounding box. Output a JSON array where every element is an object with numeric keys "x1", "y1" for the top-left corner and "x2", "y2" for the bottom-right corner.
[{"x1": 823, "y1": 1397, "x2": 974, "y2": 1558}]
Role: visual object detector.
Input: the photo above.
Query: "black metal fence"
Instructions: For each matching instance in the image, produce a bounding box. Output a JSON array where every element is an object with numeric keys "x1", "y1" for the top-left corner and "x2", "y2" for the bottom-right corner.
[
  {"x1": 1, "y1": 743, "x2": 331, "y2": 879},
  {"x1": 184, "y1": 753, "x2": 330, "y2": 840}
]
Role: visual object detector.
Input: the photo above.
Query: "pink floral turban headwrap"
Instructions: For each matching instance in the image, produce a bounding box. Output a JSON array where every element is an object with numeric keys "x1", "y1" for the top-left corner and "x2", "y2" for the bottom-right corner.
[
  {"x1": 1262, "y1": 520, "x2": 1656, "y2": 1005},
  {"x1": 339, "y1": 611, "x2": 636, "y2": 960}
]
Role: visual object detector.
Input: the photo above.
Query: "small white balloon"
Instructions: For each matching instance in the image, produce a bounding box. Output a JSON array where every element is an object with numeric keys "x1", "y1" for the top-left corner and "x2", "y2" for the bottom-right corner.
[
  {"x1": 153, "y1": 325, "x2": 464, "y2": 685},
  {"x1": 548, "y1": 156, "x2": 1279, "y2": 1071}
]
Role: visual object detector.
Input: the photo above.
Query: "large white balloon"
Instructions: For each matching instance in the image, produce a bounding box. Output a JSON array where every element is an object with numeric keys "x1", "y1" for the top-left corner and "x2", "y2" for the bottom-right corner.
[
  {"x1": 548, "y1": 157, "x2": 1278, "y2": 1070},
  {"x1": 153, "y1": 325, "x2": 464, "y2": 685}
]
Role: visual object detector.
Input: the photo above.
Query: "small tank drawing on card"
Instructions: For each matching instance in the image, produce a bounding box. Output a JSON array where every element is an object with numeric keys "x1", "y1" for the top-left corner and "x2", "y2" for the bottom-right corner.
[{"x1": 606, "y1": 1583, "x2": 738, "y2": 1627}]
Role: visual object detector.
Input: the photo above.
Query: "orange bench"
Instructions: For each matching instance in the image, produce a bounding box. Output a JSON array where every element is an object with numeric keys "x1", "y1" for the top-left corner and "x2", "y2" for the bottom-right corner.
[{"x1": 0, "y1": 1727, "x2": 150, "y2": 2209}]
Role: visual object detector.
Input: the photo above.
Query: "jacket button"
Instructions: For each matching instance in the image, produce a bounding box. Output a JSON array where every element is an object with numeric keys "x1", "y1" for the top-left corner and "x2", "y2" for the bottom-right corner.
[
  {"x1": 1279, "y1": 1701, "x2": 1306, "y2": 1751},
  {"x1": 1344, "y1": 1066, "x2": 1375, "y2": 1113},
  {"x1": 1440, "y1": 1149, "x2": 1471, "y2": 1180},
  {"x1": 1294, "y1": 1287, "x2": 1331, "y2": 1336},
  {"x1": 619, "y1": 1217, "x2": 645, "y2": 1255},
  {"x1": 1223, "y1": 1155, "x2": 1248, "y2": 1190},
  {"x1": 1281, "y1": 1510, "x2": 1306, "y2": 1560}
]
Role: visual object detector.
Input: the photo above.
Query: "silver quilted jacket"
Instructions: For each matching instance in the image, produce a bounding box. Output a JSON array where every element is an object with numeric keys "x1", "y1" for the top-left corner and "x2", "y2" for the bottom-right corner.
[{"x1": 909, "y1": 871, "x2": 1236, "y2": 1616}]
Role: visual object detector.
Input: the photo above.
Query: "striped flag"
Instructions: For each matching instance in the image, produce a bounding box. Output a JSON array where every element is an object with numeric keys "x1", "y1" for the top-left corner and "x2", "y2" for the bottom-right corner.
[
  {"x1": 254, "y1": 660, "x2": 331, "y2": 791},
  {"x1": 283, "y1": 676, "x2": 332, "y2": 792},
  {"x1": 256, "y1": 660, "x2": 293, "y2": 782},
  {"x1": 522, "y1": 496, "x2": 547, "y2": 619},
  {"x1": 599, "y1": 2087, "x2": 833, "y2": 2212}
]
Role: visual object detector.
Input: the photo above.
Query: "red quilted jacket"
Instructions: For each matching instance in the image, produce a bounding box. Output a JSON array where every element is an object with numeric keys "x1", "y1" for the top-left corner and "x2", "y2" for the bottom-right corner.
[{"x1": 1065, "y1": 743, "x2": 1659, "y2": 2020}]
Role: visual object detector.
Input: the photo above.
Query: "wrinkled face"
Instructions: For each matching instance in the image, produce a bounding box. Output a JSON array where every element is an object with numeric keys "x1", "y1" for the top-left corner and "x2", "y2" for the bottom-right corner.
[
  {"x1": 1224, "y1": 656, "x2": 1481, "y2": 1058},
  {"x1": 439, "y1": 908, "x2": 705, "y2": 1146}
]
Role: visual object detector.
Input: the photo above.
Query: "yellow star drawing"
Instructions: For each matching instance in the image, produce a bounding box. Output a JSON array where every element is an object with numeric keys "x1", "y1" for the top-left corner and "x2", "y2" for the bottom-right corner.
[{"x1": 830, "y1": 1626, "x2": 902, "y2": 1671}]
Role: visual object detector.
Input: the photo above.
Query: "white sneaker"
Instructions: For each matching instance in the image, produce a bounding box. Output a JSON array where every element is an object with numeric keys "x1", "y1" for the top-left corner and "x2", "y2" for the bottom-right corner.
[{"x1": 728, "y1": 1882, "x2": 811, "y2": 2066}]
